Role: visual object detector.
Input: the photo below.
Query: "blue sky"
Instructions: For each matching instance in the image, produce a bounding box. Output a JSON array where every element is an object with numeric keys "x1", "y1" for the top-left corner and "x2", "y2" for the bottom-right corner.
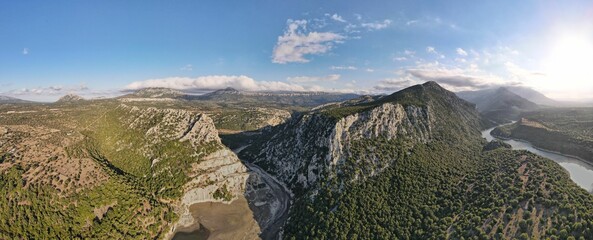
[{"x1": 1, "y1": 0, "x2": 593, "y2": 101}]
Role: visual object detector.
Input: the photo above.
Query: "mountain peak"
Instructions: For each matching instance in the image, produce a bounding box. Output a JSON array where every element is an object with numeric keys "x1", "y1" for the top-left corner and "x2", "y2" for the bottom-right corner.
[
  {"x1": 211, "y1": 87, "x2": 240, "y2": 94},
  {"x1": 422, "y1": 81, "x2": 443, "y2": 89},
  {"x1": 125, "y1": 88, "x2": 183, "y2": 98},
  {"x1": 57, "y1": 94, "x2": 84, "y2": 103},
  {"x1": 496, "y1": 87, "x2": 511, "y2": 92},
  {"x1": 222, "y1": 87, "x2": 239, "y2": 92},
  {"x1": 376, "y1": 81, "x2": 461, "y2": 107}
]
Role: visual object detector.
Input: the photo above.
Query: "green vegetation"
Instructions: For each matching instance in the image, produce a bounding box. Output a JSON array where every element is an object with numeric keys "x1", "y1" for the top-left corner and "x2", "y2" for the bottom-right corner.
[
  {"x1": 493, "y1": 108, "x2": 593, "y2": 163},
  {"x1": 211, "y1": 108, "x2": 290, "y2": 131},
  {"x1": 284, "y1": 140, "x2": 593, "y2": 239},
  {"x1": 2, "y1": 84, "x2": 593, "y2": 239},
  {"x1": 0, "y1": 101, "x2": 223, "y2": 239},
  {"x1": 240, "y1": 82, "x2": 593, "y2": 239},
  {"x1": 0, "y1": 165, "x2": 173, "y2": 239},
  {"x1": 212, "y1": 184, "x2": 233, "y2": 201}
]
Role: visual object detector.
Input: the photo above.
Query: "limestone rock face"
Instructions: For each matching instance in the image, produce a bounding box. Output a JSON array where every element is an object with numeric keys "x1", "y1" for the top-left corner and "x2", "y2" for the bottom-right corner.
[
  {"x1": 175, "y1": 149, "x2": 252, "y2": 230},
  {"x1": 117, "y1": 104, "x2": 221, "y2": 146},
  {"x1": 119, "y1": 104, "x2": 273, "y2": 238},
  {"x1": 241, "y1": 102, "x2": 433, "y2": 192}
]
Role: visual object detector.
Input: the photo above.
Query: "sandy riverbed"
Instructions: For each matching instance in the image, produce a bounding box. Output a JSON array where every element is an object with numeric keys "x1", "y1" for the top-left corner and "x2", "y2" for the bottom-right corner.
[{"x1": 172, "y1": 196, "x2": 261, "y2": 240}]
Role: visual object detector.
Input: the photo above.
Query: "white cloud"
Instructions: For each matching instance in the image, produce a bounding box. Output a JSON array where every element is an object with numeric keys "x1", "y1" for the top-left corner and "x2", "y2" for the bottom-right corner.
[
  {"x1": 2, "y1": 84, "x2": 125, "y2": 102},
  {"x1": 456, "y1": 48, "x2": 468, "y2": 56},
  {"x1": 126, "y1": 75, "x2": 323, "y2": 92},
  {"x1": 330, "y1": 65, "x2": 357, "y2": 70},
  {"x1": 406, "y1": 20, "x2": 419, "y2": 26},
  {"x1": 22, "y1": 48, "x2": 29, "y2": 55},
  {"x1": 504, "y1": 62, "x2": 546, "y2": 83},
  {"x1": 406, "y1": 68, "x2": 508, "y2": 91},
  {"x1": 404, "y1": 50, "x2": 415, "y2": 56},
  {"x1": 330, "y1": 13, "x2": 346, "y2": 23},
  {"x1": 361, "y1": 19, "x2": 392, "y2": 30},
  {"x1": 398, "y1": 60, "x2": 524, "y2": 92},
  {"x1": 404, "y1": 16, "x2": 459, "y2": 30},
  {"x1": 180, "y1": 64, "x2": 193, "y2": 71},
  {"x1": 3, "y1": 84, "x2": 103, "y2": 101},
  {"x1": 365, "y1": 68, "x2": 375, "y2": 73},
  {"x1": 8, "y1": 85, "x2": 90, "y2": 96},
  {"x1": 287, "y1": 74, "x2": 340, "y2": 83},
  {"x1": 394, "y1": 57, "x2": 407, "y2": 61},
  {"x1": 272, "y1": 19, "x2": 345, "y2": 64},
  {"x1": 374, "y1": 78, "x2": 416, "y2": 91},
  {"x1": 354, "y1": 14, "x2": 362, "y2": 21},
  {"x1": 426, "y1": 46, "x2": 445, "y2": 58}
]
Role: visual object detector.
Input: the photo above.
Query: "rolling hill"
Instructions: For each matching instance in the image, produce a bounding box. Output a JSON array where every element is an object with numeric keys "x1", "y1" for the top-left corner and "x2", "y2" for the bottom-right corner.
[{"x1": 457, "y1": 87, "x2": 539, "y2": 123}]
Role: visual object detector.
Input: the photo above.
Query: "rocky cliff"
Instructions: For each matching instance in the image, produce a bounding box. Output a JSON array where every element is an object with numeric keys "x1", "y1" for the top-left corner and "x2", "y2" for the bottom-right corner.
[
  {"x1": 111, "y1": 105, "x2": 257, "y2": 231},
  {"x1": 240, "y1": 81, "x2": 482, "y2": 195}
]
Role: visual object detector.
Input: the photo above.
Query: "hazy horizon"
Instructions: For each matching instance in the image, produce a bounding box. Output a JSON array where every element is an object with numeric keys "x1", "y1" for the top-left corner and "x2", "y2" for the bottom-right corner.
[{"x1": 1, "y1": 0, "x2": 592, "y2": 102}]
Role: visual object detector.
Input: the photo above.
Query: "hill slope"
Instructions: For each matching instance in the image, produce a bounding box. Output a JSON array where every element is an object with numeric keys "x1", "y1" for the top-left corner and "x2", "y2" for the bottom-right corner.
[
  {"x1": 0, "y1": 102, "x2": 271, "y2": 239},
  {"x1": 191, "y1": 88, "x2": 360, "y2": 108},
  {"x1": 506, "y1": 86, "x2": 560, "y2": 106},
  {"x1": 0, "y1": 96, "x2": 32, "y2": 104},
  {"x1": 238, "y1": 81, "x2": 593, "y2": 239},
  {"x1": 457, "y1": 87, "x2": 539, "y2": 123},
  {"x1": 56, "y1": 94, "x2": 85, "y2": 103},
  {"x1": 493, "y1": 108, "x2": 593, "y2": 164}
]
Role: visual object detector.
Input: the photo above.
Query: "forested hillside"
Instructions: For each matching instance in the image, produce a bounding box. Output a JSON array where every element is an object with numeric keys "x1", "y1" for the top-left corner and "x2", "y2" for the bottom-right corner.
[{"x1": 240, "y1": 82, "x2": 593, "y2": 240}]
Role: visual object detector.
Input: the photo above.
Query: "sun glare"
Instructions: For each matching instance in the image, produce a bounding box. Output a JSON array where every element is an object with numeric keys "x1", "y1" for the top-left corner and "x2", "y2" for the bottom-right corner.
[{"x1": 542, "y1": 33, "x2": 593, "y2": 95}]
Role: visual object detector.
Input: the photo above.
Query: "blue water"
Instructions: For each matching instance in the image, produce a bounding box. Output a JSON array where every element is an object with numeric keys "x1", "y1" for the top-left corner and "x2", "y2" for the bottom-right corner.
[{"x1": 482, "y1": 126, "x2": 593, "y2": 192}]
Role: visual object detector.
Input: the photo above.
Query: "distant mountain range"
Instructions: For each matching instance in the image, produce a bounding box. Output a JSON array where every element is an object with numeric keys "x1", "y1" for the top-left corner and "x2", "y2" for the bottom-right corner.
[
  {"x1": 457, "y1": 87, "x2": 540, "y2": 123},
  {"x1": 0, "y1": 95, "x2": 32, "y2": 104},
  {"x1": 503, "y1": 86, "x2": 560, "y2": 106},
  {"x1": 120, "y1": 87, "x2": 360, "y2": 108},
  {"x1": 119, "y1": 88, "x2": 184, "y2": 99},
  {"x1": 3, "y1": 81, "x2": 593, "y2": 239},
  {"x1": 56, "y1": 94, "x2": 85, "y2": 103}
]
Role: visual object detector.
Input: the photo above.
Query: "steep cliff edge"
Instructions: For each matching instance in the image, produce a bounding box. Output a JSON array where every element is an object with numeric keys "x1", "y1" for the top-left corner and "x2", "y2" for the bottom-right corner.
[
  {"x1": 240, "y1": 81, "x2": 483, "y2": 195},
  {"x1": 95, "y1": 105, "x2": 260, "y2": 236},
  {"x1": 239, "y1": 82, "x2": 593, "y2": 240}
]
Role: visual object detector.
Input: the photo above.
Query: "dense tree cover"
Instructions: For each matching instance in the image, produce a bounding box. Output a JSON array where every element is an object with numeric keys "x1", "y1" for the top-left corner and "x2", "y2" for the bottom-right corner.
[
  {"x1": 284, "y1": 138, "x2": 593, "y2": 240},
  {"x1": 86, "y1": 106, "x2": 221, "y2": 200},
  {"x1": 0, "y1": 103, "x2": 220, "y2": 239},
  {"x1": 493, "y1": 109, "x2": 593, "y2": 164},
  {"x1": 0, "y1": 164, "x2": 174, "y2": 239}
]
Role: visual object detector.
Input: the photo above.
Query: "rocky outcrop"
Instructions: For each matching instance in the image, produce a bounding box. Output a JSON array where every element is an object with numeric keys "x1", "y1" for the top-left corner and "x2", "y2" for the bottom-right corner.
[
  {"x1": 113, "y1": 104, "x2": 258, "y2": 236},
  {"x1": 174, "y1": 149, "x2": 252, "y2": 230},
  {"x1": 327, "y1": 103, "x2": 431, "y2": 171},
  {"x1": 241, "y1": 102, "x2": 433, "y2": 193},
  {"x1": 118, "y1": 104, "x2": 220, "y2": 147},
  {"x1": 240, "y1": 82, "x2": 482, "y2": 195},
  {"x1": 56, "y1": 94, "x2": 84, "y2": 103},
  {"x1": 211, "y1": 107, "x2": 292, "y2": 131}
]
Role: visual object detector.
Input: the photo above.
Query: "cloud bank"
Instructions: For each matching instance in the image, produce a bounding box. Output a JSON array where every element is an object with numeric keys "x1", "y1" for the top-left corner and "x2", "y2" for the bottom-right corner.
[
  {"x1": 124, "y1": 75, "x2": 325, "y2": 92},
  {"x1": 287, "y1": 74, "x2": 340, "y2": 83}
]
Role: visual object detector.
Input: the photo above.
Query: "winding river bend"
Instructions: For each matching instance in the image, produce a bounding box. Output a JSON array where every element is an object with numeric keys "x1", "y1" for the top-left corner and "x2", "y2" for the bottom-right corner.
[{"x1": 482, "y1": 125, "x2": 593, "y2": 192}]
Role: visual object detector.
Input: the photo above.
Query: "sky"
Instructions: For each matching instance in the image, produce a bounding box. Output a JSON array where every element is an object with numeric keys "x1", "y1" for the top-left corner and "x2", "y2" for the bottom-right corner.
[{"x1": 1, "y1": 0, "x2": 593, "y2": 102}]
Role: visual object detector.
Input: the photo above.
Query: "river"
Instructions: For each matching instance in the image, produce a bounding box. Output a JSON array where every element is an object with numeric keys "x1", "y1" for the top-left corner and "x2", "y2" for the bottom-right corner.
[{"x1": 482, "y1": 125, "x2": 593, "y2": 192}]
